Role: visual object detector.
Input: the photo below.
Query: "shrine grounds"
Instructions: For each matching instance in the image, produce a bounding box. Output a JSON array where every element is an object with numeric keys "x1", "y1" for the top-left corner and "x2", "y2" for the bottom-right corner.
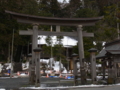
[
  {"x1": 0, "y1": 77, "x2": 74, "y2": 89},
  {"x1": 0, "y1": 77, "x2": 120, "y2": 90}
]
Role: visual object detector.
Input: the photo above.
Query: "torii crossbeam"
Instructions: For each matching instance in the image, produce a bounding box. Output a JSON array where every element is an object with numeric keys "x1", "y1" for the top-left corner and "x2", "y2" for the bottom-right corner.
[
  {"x1": 5, "y1": 10, "x2": 103, "y2": 26},
  {"x1": 19, "y1": 30, "x2": 94, "y2": 37}
]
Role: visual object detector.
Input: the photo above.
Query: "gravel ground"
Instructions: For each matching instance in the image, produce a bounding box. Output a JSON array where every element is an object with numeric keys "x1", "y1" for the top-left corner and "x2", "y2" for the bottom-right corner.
[
  {"x1": 0, "y1": 77, "x2": 73, "y2": 89},
  {"x1": 1, "y1": 77, "x2": 120, "y2": 90},
  {"x1": 0, "y1": 77, "x2": 29, "y2": 89}
]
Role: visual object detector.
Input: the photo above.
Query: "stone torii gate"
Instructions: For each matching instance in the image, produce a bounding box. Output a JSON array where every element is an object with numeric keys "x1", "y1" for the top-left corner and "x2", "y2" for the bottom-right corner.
[{"x1": 5, "y1": 10, "x2": 103, "y2": 86}]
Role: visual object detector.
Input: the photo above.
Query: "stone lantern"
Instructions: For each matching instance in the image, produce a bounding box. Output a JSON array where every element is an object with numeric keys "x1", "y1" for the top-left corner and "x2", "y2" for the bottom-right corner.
[
  {"x1": 33, "y1": 47, "x2": 42, "y2": 87},
  {"x1": 88, "y1": 48, "x2": 97, "y2": 84},
  {"x1": 27, "y1": 53, "x2": 32, "y2": 84},
  {"x1": 71, "y1": 53, "x2": 78, "y2": 86}
]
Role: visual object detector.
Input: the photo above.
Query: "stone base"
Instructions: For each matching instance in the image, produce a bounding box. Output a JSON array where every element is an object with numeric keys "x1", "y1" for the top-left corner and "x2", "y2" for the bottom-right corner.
[
  {"x1": 13, "y1": 63, "x2": 22, "y2": 73},
  {"x1": 114, "y1": 77, "x2": 120, "y2": 84},
  {"x1": 107, "y1": 78, "x2": 115, "y2": 84}
]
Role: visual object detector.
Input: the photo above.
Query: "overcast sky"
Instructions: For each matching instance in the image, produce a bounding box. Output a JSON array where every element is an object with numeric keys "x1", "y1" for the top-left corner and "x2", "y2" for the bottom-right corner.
[{"x1": 58, "y1": 0, "x2": 69, "y2": 3}]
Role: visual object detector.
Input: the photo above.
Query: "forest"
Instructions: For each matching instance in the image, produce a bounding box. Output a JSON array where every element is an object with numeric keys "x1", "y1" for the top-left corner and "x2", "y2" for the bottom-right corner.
[{"x1": 0, "y1": 0, "x2": 120, "y2": 64}]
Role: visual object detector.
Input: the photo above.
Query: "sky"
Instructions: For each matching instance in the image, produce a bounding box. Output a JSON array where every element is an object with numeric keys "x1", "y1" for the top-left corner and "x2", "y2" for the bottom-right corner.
[{"x1": 58, "y1": 0, "x2": 69, "y2": 3}]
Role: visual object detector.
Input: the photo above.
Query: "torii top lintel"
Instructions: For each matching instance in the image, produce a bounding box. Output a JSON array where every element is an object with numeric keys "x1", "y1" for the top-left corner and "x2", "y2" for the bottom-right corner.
[{"x1": 5, "y1": 10, "x2": 103, "y2": 26}]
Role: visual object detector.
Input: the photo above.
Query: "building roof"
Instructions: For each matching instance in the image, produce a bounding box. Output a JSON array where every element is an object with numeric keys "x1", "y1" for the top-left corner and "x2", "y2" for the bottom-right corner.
[
  {"x1": 96, "y1": 48, "x2": 106, "y2": 59},
  {"x1": 106, "y1": 50, "x2": 120, "y2": 54},
  {"x1": 5, "y1": 10, "x2": 103, "y2": 26},
  {"x1": 38, "y1": 36, "x2": 78, "y2": 47},
  {"x1": 96, "y1": 39, "x2": 120, "y2": 59}
]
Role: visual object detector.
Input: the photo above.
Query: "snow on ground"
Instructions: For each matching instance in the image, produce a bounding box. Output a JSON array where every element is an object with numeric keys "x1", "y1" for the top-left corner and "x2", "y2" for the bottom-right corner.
[
  {"x1": 0, "y1": 58, "x2": 67, "y2": 74},
  {"x1": 40, "y1": 58, "x2": 67, "y2": 73},
  {"x1": 53, "y1": 61, "x2": 62, "y2": 72},
  {"x1": 0, "y1": 64, "x2": 3, "y2": 73},
  {"x1": 0, "y1": 83, "x2": 120, "y2": 90},
  {"x1": 96, "y1": 64, "x2": 101, "y2": 67},
  {"x1": 4, "y1": 63, "x2": 11, "y2": 70},
  {"x1": 96, "y1": 76, "x2": 108, "y2": 81},
  {"x1": 19, "y1": 83, "x2": 120, "y2": 90},
  {"x1": 0, "y1": 89, "x2": 5, "y2": 90}
]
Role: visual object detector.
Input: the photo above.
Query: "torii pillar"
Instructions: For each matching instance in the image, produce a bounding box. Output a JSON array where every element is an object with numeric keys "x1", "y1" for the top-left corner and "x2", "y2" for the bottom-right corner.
[
  {"x1": 31, "y1": 24, "x2": 39, "y2": 84},
  {"x1": 77, "y1": 25, "x2": 86, "y2": 84}
]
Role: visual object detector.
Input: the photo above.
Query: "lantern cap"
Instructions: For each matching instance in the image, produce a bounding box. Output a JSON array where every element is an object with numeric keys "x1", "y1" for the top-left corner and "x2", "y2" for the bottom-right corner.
[
  {"x1": 33, "y1": 47, "x2": 42, "y2": 52},
  {"x1": 88, "y1": 48, "x2": 97, "y2": 52},
  {"x1": 27, "y1": 53, "x2": 32, "y2": 57},
  {"x1": 71, "y1": 53, "x2": 78, "y2": 57}
]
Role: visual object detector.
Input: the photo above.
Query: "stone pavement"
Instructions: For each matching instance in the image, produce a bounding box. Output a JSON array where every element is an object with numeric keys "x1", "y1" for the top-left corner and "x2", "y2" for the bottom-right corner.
[
  {"x1": 0, "y1": 77, "x2": 73, "y2": 89},
  {"x1": 67, "y1": 85, "x2": 120, "y2": 90},
  {"x1": 0, "y1": 77, "x2": 120, "y2": 90},
  {"x1": 0, "y1": 77, "x2": 29, "y2": 89}
]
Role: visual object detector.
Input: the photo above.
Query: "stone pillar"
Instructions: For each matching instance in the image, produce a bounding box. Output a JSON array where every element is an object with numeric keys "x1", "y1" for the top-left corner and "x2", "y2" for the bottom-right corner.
[
  {"x1": 27, "y1": 54, "x2": 32, "y2": 84},
  {"x1": 31, "y1": 24, "x2": 39, "y2": 84},
  {"x1": 88, "y1": 48, "x2": 97, "y2": 83},
  {"x1": 114, "y1": 63, "x2": 117, "y2": 78},
  {"x1": 69, "y1": 58, "x2": 73, "y2": 73},
  {"x1": 77, "y1": 25, "x2": 86, "y2": 85},
  {"x1": 71, "y1": 53, "x2": 78, "y2": 86},
  {"x1": 56, "y1": 26, "x2": 60, "y2": 32},
  {"x1": 33, "y1": 47, "x2": 42, "y2": 87},
  {"x1": 102, "y1": 59, "x2": 105, "y2": 80}
]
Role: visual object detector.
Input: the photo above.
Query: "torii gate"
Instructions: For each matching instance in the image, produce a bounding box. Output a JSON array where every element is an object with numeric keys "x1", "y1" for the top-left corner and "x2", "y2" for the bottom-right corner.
[{"x1": 5, "y1": 10, "x2": 103, "y2": 86}]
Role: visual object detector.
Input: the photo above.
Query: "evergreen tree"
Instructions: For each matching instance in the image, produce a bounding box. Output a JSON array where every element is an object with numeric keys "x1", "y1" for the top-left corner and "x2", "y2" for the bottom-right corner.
[
  {"x1": 38, "y1": 0, "x2": 52, "y2": 16},
  {"x1": 49, "y1": 0, "x2": 61, "y2": 17},
  {"x1": 69, "y1": 0, "x2": 82, "y2": 17},
  {"x1": 96, "y1": 0, "x2": 119, "y2": 15},
  {"x1": 20, "y1": 0, "x2": 39, "y2": 15},
  {"x1": 0, "y1": 0, "x2": 39, "y2": 62}
]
